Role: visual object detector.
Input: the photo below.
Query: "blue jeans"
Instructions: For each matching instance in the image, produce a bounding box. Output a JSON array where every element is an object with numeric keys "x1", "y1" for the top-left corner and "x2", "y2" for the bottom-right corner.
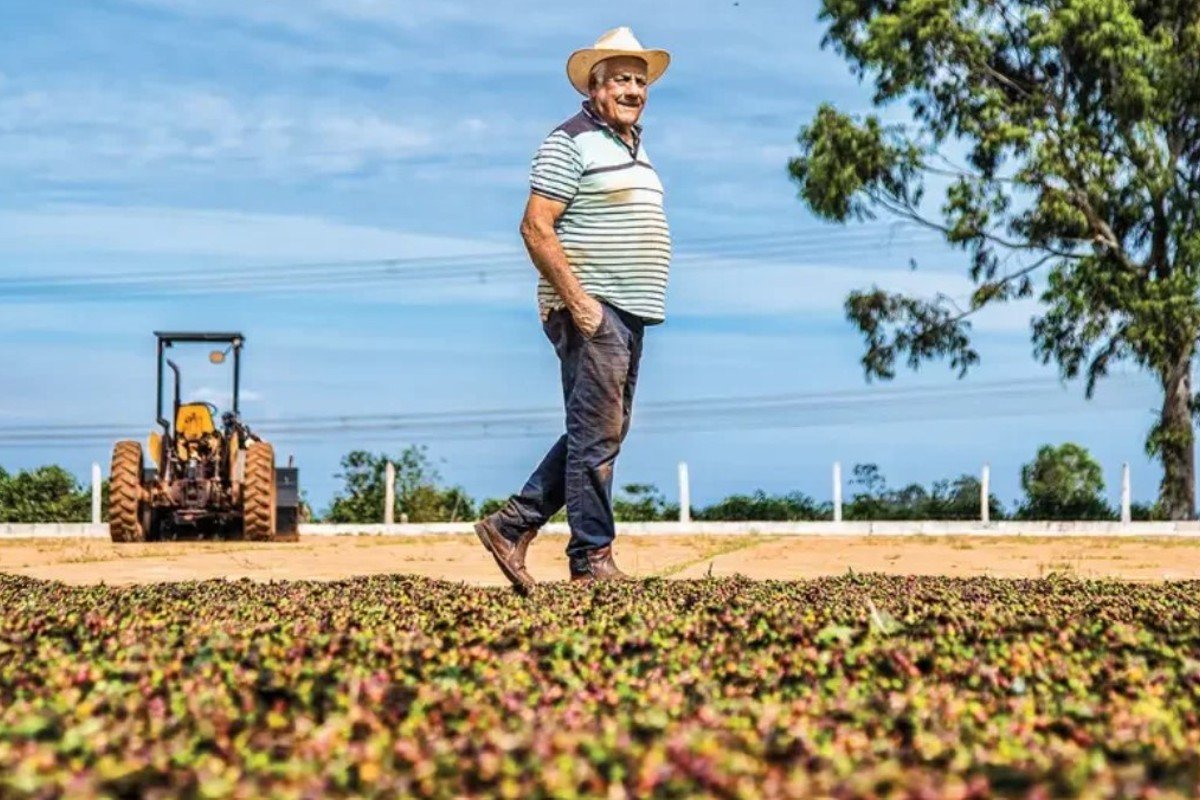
[{"x1": 490, "y1": 301, "x2": 644, "y2": 572}]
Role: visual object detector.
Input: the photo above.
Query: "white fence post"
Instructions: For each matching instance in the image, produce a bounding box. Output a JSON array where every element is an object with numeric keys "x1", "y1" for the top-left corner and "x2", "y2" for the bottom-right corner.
[
  {"x1": 91, "y1": 462, "x2": 102, "y2": 525},
  {"x1": 1121, "y1": 463, "x2": 1132, "y2": 524},
  {"x1": 678, "y1": 462, "x2": 691, "y2": 523},
  {"x1": 384, "y1": 461, "x2": 396, "y2": 525},
  {"x1": 981, "y1": 463, "x2": 991, "y2": 523},
  {"x1": 832, "y1": 461, "x2": 843, "y2": 522}
]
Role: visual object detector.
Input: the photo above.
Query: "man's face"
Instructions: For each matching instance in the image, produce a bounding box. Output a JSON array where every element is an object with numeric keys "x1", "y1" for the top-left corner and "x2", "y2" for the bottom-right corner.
[{"x1": 589, "y1": 56, "x2": 648, "y2": 133}]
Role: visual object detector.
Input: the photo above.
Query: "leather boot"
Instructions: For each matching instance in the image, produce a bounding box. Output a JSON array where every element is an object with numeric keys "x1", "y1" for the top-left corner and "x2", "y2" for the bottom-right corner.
[
  {"x1": 474, "y1": 518, "x2": 538, "y2": 593},
  {"x1": 570, "y1": 545, "x2": 631, "y2": 583}
]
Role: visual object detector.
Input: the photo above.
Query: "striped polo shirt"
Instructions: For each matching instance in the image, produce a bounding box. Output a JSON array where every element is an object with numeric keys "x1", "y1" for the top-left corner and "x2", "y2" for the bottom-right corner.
[{"x1": 529, "y1": 102, "x2": 671, "y2": 324}]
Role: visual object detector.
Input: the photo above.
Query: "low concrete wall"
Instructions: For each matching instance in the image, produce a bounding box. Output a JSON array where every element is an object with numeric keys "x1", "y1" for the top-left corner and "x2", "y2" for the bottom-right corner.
[
  {"x1": 0, "y1": 523, "x2": 110, "y2": 539},
  {"x1": 299, "y1": 521, "x2": 1200, "y2": 537},
  {"x1": 5, "y1": 521, "x2": 1198, "y2": 539}
]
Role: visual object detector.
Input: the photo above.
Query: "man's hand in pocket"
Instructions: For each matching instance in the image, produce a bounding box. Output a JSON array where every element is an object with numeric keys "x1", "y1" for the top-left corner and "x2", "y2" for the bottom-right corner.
[{"x1": 570, "y1": 295, "x2": 605, "y2": 339}]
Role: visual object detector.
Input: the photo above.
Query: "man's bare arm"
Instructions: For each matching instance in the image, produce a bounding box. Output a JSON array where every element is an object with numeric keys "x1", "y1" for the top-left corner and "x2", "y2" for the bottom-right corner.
[{"x1": 520, "y1": 193, "x2": 603, "y2": 336}]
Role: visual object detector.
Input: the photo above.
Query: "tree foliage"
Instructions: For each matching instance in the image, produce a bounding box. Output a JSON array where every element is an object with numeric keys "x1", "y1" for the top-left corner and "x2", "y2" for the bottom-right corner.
[
  {"x1": 323, "y1": 447, "x2": 475, "y2": 524},
  {"x1": 0, "y1": 450, "x2": 1162, "y2": 525},
  {"x1": 0, "y1": 465, "x2": 95, "y2": 523},
  {"x1": 479, "y1": 484, "x2": 677, "y2": 523},
  {"x1": 843, "y1": 463, "x2": 1004, "y2": 520},
  {"x1": 612, "y1": 483, "x2": 680, "y2": 522},
  {"x1": 790, "y1": 0, "x2": 1200, "y2": 518},
  {"x1": 695, "y1": 490, "x2": 829, "y2": 521},
  {"x1": 1017, "y1": 442, "x2": 1112, "y2": 519}
]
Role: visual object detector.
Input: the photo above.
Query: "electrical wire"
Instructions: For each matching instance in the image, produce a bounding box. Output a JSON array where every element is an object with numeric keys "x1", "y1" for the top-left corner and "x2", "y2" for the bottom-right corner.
[
  {"x1": 0, "y1": 227, "x2": 951, "y2": 300},
  {"x1": 0, "y1": 375, "x2": 1148, "y2": 447}
]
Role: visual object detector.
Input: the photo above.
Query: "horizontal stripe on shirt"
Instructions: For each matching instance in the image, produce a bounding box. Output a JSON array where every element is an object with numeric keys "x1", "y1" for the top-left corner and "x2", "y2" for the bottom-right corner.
[{"x1": 528, "y1": 103, "x2": 671, "y2": 324}]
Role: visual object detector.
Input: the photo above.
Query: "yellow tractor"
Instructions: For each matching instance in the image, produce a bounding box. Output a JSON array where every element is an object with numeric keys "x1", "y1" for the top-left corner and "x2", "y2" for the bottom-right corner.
[{"x1": 108, "y1": 332, "x2": 299, "y2": 542}]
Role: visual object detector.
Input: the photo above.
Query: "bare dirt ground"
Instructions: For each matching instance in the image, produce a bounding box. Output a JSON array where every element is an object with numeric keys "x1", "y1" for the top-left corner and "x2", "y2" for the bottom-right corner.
[{"x1": 3, "y1": 534, "x2": 1200, "y2": 585}]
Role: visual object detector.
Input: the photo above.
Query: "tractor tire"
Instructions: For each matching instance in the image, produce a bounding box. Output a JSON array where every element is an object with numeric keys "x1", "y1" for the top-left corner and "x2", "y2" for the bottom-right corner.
[
  {"x1": 109, "y1": 440, "x2": 146, "y2": 543},
  {"x1": 243, "y1": 441, "x2": 277, "y2": 541}
]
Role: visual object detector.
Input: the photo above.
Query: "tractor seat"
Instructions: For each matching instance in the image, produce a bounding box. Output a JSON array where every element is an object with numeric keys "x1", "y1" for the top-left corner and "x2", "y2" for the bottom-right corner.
[{"x1": 175, "y1": 402, "x2": 221, "y2": 460}]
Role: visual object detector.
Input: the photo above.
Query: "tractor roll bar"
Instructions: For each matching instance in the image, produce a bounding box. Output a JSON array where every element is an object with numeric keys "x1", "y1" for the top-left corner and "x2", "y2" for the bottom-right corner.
[{"x1": 153, "y1": 331, "x2": 245, "y2": 430}]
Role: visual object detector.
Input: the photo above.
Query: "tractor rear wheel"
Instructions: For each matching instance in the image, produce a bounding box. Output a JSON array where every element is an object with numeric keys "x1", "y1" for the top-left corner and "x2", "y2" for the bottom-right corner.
[
  {"x1": 109, "y1": 440, "x2": 146, "y2": 543},
  {"x1": 243, "y1": 441, "x2": 276, "y2": 541}
]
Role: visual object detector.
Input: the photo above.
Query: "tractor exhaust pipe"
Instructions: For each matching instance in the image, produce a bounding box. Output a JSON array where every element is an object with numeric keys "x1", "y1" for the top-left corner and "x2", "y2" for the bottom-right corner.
[
  {"x1": 166, "y1": 359, "x2": 182, "y2": 429},
  {"x1": 155, "y1": 338, "x2": 170, "y2": 443}
]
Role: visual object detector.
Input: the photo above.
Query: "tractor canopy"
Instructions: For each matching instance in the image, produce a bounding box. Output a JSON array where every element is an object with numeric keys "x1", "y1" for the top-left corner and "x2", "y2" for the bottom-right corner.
[{"x1": 154, "y1": 331, "x2": 244, "y2": 429}]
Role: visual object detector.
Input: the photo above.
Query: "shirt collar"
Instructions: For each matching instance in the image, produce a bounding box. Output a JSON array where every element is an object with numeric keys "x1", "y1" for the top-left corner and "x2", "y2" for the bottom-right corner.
[{"x1": 582, "y1": 100, "x2": 641, "y2": 152}]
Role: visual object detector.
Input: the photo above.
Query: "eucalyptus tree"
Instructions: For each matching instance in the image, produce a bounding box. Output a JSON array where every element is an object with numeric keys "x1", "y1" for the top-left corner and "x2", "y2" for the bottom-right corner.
[{"x1": 790, "y1": 0, "x2": 1200, "y2": 518}]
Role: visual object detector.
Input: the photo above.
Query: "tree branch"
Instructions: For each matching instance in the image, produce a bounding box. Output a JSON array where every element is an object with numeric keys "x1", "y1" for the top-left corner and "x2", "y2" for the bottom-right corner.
[
  {"x1": 1067, "y1": 187, "x2": 1142, "y2": 274},
  {"x1": 1085, "y1": 324, "x2": 1131, "y2": 398},
  {"x1": 868, "y1": 188, "x2": 1084, "y2": 259}
]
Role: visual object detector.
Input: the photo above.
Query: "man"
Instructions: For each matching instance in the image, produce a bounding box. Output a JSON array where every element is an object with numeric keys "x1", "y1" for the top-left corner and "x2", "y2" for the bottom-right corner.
[{"x1": 473, "y1": 27, "x2": 672, "y2": 590}]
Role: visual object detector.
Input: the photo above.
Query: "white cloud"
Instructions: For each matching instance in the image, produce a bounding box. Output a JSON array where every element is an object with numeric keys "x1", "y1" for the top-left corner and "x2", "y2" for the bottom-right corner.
[
  {"x1": 101, "y1": 0, "x2": 854, "y2": 102},
  {"x1": 0, "y1": 82, "x2": 439, "y2": 180},
  {"x1": 0, "y1": 205, "x2": 513, "y2": 261},
  {"x1": 316, "y1": 115, "x2": 430, "y2": 154},
  {"x1": 0, "y1": 205, "x2": 1040, "y2": 335},
  {"x1": 674, "y1": 256, "x2": 953, "y2": 311},
  {"x1": 458, "y1": 118, "x2": 489, "y2": 135},
  {"x1": 115, "y1": 0, "x2": 476, "y2": 33},
  {"x1": 192, "y1": 385, "x2": 263, "y2": 407},
  {"x1": 659, "y1": 253, "x2": 1041, "y2": 335},
  {"x1": 654, "y1": 116, "x2": 813, "y2": 169}
]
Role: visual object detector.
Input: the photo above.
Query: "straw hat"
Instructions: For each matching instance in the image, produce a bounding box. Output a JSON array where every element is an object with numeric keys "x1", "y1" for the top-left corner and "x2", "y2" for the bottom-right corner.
[{"x1": 566, "y1": 27, "x2": 670, "y2": 96}]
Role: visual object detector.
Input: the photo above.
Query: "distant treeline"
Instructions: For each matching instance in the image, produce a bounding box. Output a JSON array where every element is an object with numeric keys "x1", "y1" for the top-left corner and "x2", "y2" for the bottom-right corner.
[
  {"x1": 0, "y1": 465, "x2": 104, "y2": 524},
  {"x1": 2, "y1": 442, "x2": 1159, "y2": 524}
]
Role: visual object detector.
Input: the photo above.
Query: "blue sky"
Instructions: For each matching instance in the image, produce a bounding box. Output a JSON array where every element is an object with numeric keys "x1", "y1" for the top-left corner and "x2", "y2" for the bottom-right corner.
[{"x1": 0, "y1": 0, "x2": 1166, "y2": 513}]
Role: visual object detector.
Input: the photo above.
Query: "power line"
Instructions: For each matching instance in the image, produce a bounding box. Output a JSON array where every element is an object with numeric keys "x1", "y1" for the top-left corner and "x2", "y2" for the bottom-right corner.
[
  {"x1": 2, "y1": 393, "x2": 1150, "y2": 449},
  {"x1": 0, "y1": 226, "x2": 933, "y2": 284},
  {"x1": 0, "y1": 227, "x2": 952, "y2": 300},
  {"x1": 0, "y1": 376, "x2": 1148, "y2": 447},
  {"x1": 0, "y1": 376, "x2": 1077, "y2": 434},
  {"x1": 0, "y1": 229, "x2": 837, "y2": 287},
  {"x1": 277, "y1": 392, "x2": 1150, "y2": 446}
]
